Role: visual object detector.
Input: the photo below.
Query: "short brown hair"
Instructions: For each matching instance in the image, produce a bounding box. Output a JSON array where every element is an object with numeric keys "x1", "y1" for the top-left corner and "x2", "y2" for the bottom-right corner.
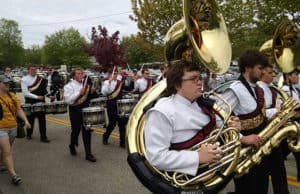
[
  {"x1": 166, "y1": 60, "x2": 201, "y2": 96},
  {"x1": 239, "y1": 50, "x2": 269, "y2": 73},
  {"x1": 70, "y1": 67, "x2": 83, "y2": 78}
]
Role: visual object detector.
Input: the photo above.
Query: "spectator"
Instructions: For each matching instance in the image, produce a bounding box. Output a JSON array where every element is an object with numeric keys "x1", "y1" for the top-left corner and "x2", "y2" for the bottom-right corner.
[{"x1": 0, "y1": 75, "x2": 31, "y2": 185}]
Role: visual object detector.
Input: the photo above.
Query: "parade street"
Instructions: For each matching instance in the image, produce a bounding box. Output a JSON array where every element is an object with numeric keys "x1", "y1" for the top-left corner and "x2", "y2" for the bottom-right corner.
[{"x1": 0, "y1": 111, "x2": 299, "y2": 194}]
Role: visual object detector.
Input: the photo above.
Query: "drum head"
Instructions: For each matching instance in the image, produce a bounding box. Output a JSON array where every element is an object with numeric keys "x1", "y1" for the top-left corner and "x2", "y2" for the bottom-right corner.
[{"x1": 82, "y1": 107, "x2": 104, "y2": 112}]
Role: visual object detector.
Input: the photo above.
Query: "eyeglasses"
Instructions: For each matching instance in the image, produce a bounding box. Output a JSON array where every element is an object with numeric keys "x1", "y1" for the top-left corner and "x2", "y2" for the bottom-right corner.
[{"x1": 182, "y1": 75, "x2": 202, "y2": 83}]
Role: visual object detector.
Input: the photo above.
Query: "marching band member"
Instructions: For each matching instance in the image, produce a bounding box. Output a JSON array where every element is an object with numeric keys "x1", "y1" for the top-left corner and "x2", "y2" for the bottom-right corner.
[
  {"x1": 64, "y1": 68, "x2": 98, "y2": 162},
  {"x1": 21, "y1": 65, "x2": 51, "y2": 143},
  {"x1": 144, "y1": 60, "x2": 240, "y2": 176},
  {"x1": 101, "y1": 67, "x2": 133, "y2": 148},
  {"x1": 281, "y1": 69, "x2": 300, "y2": 181},
  {"x1": 223, "y1": 50, "x2": 269, "y2": 194},
  {"x1": 257, "y1": 64, "x2": 289, "y2": 194},
  {"x1": 133, "y1": 68, "x2": 152, "y2": 96}
]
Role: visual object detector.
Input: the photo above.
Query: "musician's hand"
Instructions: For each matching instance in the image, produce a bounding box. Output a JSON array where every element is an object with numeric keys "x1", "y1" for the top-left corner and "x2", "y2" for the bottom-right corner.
[
  {"x1": 37, "y1": 96, "x2": 44, "y2": 100},
  {"x1": 198, "y1": 143, "x2": 222, "y2": 164},
  {"x1": 91, "y1": 87, "x2": 96, "y2": 93},
  {"x1": 79, "y1": 87, "x2": 86, "y2": 95},
  {"x1": 241, "y1": 134, "x2": 263, "y2": 148},
  {"x1": 227, "y1": 116, "x2": 241, "y2": 130},
  {"x1": 24, "y1": 121, "x2": 31, "y2": 129}
]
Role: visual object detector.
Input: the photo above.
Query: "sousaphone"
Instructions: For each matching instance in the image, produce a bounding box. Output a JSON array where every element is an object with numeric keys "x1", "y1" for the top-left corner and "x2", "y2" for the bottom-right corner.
[{"x1": 127, "y1": 0, "x2": 238, "y2": 193}]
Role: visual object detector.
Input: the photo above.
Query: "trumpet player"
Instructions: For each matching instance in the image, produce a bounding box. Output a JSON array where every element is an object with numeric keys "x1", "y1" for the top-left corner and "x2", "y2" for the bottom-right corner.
[
  {"x1": 257, "y1": 64, "x2": 289, "y2": 194},
  {"x1": 144, "y1": 60, "x2": 240, "y2": 176},
  {"x1": 222, "y1": 50, "x2": 269, "y2": 194}
]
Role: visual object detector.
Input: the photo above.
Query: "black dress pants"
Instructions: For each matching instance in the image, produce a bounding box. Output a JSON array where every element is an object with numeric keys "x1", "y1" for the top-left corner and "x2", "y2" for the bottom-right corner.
[
  {"x1": 104, "y1": 104, "x2": 128, "y2": 145},
  {"x1": 69, "y1": 106, "x2": 92, "y2": 156},
  {"x1": 233, "y1": 157, "x2": 269, "y2": 194},
  {"x1": 268, "y1": 146, "x2": 289, "y2": 194},
  {"x1": 282, "y1": 139, "x2": 300, "y2": 180},
  {"x1": 26, "y1": 111, "x2": 47, "y2": 140}
]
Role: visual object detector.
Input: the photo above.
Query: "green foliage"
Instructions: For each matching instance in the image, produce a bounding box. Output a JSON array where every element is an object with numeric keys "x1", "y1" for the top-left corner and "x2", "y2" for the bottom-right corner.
[
  {"x1": 130, "y1": 0, "x2": 182, "y2": 43},
  {"x1": 24, "y1": 45, "x2": 42, "y2": 65},
  {"x1": 121, "y1": 35, "x2": 164, "y2": 67},
  {"x1": 42, "y1": 28, "x2": 91, "y2": 70},
  {"x1": 131, "y1": 0, "x2": 300, "y2": 60},
  {"x1": 0, "y1": 18, "x2": 24, "y2": 68}
]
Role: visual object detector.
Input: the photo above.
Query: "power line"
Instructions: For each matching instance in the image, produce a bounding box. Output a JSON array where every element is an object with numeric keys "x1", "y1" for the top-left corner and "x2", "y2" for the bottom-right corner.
[{"x1": 20, "y1": 11, "x2": 132, "y2": 27}]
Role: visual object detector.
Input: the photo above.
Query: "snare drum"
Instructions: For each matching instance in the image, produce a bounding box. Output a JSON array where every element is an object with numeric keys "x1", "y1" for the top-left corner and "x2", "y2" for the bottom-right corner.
[
  {"x1": 44, "y1": 103, "x2": 57, "y2": 114},
  {"x1": 82, "y1": 107, "x2": 106, "y2": 127},
  {"x1": 21, "y1": 103, "x2": 32, "y2": 116},
  {"x1": 32, "y1": 103, "x2": 45, "y2": 112},
  {"x1": 89, "y1": 97, "x2": 107, "y2": 107},
  {"x1": 117, "y1": 99, "x2": 137, "y2": 117},
  {"x1": 54, "y1": 101, "x2": 68, "y2": 114}
]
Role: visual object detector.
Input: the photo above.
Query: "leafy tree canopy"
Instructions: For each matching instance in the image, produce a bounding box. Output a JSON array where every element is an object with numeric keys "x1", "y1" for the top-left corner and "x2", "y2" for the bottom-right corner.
[
  {"x1": 42, "y1": 27, "x2": 91, "y2": 70},
  {"x1": 0, "y1": 18, "x2": 23, "y2": 68},
  {"x1": 121, "y1": 34, "x2": 164, "y2": 68},
  {"x1": 87, "y1": 25, "x2": 126, "y2": 71},
  {"x1": 130, "y1": 0, "x2": 300, "y2": 60}
]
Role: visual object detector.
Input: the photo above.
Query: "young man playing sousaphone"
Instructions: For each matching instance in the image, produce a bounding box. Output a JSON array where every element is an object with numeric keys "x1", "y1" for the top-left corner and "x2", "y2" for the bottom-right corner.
[
  {"x1": 222, "y1": 50, "x2": 270, "y2": 194},
  {"x1": 281, "y1": 69, "x2": 300, "y2": 182},
  {"x1": 101, "y1": 66, "x2": 133, "y2": 148},
  {"x1": 144, "y1": 60, "x2": 241, "y2": 185},
  {"x1": 64, "y1": 67, "x2": 98, "y2": 162},
  {"x1": 257, "y1": 64, "x2": 289, "y2": 194},
  {"x1": 21, "y1": 65, "x2": 51, "y2": 142}
]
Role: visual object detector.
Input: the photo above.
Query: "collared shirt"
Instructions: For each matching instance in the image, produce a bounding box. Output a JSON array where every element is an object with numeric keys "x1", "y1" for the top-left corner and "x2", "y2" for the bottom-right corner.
[
  {"x1": 134, "y1": 77, "x2": 148, "y2": 93},
  {"x1": 101, "y1": 79, "x2": 118, "y2": 96},
  {"x1": 282, "y1": 84, "x2": 300, "y2": 108},
  {"x1": 144, "y1": 94, "x2": 222, "y2": 176},
  {"x1": 221, "y1": 80, "x2": 258, "y2": 115},
  {"x1": 63, "y1": 79, "x2": 82, "y2": 105},
  {"x1": 21, "y1": 75, "x2": 39, "y2": 99},
  {"x1": 257, "y1": 81, "x2": 278, "y2": 119}
]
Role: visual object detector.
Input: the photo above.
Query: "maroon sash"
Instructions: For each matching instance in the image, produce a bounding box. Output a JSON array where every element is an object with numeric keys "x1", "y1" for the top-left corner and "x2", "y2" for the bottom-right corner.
[
  {"x1": 269, "y1": 86, "x2": 277, "y2": 108},
  {"x1": 170, "y1": 104, "x2": 216, "y2": 150},
  {"x1": 141, "y1": 79, "x2": 152, "y2": 95},
  {"x1": 28, "y1": 76, "x2": 42, "y2": 92},
  {"x1": 238, "y1": 86, "x2": 265, "y2": 120},
  {"x1": 107, "y1": 80, "x2": 123, "y2": 100}
]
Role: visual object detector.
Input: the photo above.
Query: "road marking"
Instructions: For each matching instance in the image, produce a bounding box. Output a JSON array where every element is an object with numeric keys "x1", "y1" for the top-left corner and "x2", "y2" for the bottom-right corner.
[
  {"x1": 46, "y1": 116, "x2": 120, "y2": 139},
  {"x1": 46, "y1": 116, "x2": 300, "y2": 188}
]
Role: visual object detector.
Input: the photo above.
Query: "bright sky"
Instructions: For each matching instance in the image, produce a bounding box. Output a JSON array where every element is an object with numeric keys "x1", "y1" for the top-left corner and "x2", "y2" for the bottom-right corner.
[{"x1": 0, "y1": 0, "x2": 139, "y2": 48}]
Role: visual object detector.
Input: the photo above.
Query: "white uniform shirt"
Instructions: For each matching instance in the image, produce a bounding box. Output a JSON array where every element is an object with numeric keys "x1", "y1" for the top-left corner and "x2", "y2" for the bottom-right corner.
[
  {"x1": 101, "y1": 80, "x2": 118, "y2": 96},
  {"x1": 21, "y1": 75, "x2": 40, "y2": 99},
  {"x1": 134, "y1": 77, "x2": 148, "y2": 93},
  {"x1": 257, "y1": 81, "x2": 278, "y2": 119},
  {"x1": 47, "y1": 74, "x2": 52, "y2": 86},
  {"x1": 144, "y1": 94, "x2": 222, "y2": 176},
  {"x1": 282, "y1": 84, "x2": 300, "y2": 108},
  {"x1": 221, "y1": 80, "x2": 258, "y2": 115},
  {"x1": 63, "y1": 79, "x2": 82, "y2": 105}
]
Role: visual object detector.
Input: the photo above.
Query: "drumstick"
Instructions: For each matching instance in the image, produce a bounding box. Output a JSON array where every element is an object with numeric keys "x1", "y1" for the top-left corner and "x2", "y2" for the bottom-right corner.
[
  {"x1": 83, "y1": 75, "x2": 88, "y2": 90},
  {"x1": 112, "y1": 66, "x2": 116, "y2": 76}
]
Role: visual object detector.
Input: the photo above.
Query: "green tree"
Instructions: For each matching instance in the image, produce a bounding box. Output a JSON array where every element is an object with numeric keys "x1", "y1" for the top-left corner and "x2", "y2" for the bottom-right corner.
[
  {"x1": 130, "y1": 0, "x2": 300, "y2": 60},
  {"x1": 130, "y1": 0, "x2": 182, "y2": 44},
  {"x1": 121, "y1": 35, "x2": 164, "y2": 67},
  {"x1": 24, "y1": 45, "x2": 42, "y2": 65},
  {"x1": 0, "y1": 18, "x2": 24, "y2": 68},
  {"x1": 42, "y1": 28, "x2": 91, "y2": 70}
]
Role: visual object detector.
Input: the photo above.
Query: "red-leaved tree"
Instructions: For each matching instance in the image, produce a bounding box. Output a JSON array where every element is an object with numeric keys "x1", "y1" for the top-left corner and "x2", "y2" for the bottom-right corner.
[{"x1": 87, "y1": 25, "x2": 126, "y2": 71}]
